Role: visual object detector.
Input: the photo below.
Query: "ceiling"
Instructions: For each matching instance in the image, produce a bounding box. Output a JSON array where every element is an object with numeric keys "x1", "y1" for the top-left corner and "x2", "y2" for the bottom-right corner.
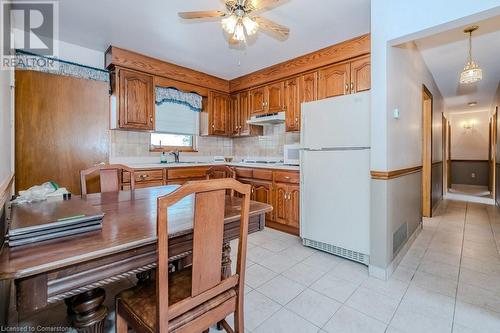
[
  {"x1": 56, "y1": 0, "x2": 370, "y2": 79},
  {"x1": 415, "y1": 15, "x2": 500, "y2": 113}
]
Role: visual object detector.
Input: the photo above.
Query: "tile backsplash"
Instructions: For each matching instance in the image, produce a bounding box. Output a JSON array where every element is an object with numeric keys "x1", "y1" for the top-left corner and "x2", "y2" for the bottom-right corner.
[
  {"x1": 233, "y1": 124, "x2": 300, "y2": 160},
  {"x1": 110, "y1": 124, "x2": 300, "y2": 163}
]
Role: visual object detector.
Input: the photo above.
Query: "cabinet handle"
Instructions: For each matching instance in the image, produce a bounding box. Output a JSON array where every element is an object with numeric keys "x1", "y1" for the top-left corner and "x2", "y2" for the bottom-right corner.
[
  {"x1": 345, "y1": 83, "x2": 349, "y2": 92},
  {"x1": 295, "y1": 117, "x2": 298, "y2": 123},
  {"x1": 212, "y1": 124, "x2": 215, "y2": 128},
  {"x1": 350, "y1": 82, "x2": 354, "y2": 91},
  {"x1": 150, "y1": 117, "x2": 153, "y2": 123}
]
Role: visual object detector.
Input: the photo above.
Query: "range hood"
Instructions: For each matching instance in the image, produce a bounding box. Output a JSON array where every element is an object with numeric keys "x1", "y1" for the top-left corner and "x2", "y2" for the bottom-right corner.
[{"x1": 247, "y1": 112, "x2": 285, "y2": 126}]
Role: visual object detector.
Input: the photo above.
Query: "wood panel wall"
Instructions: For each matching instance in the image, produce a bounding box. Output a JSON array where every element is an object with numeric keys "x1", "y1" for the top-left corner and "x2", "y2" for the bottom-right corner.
[{"x1": 15, "y1": 70, "x2": 110, "y2": 194}]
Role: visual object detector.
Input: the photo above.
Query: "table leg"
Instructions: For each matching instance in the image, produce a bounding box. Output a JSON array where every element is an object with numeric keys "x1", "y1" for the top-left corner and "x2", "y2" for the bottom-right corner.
[
  {"x1": 71, "y1": 288, "x2": 107, "y2": 333},
  {"x1": 218, "y1": 242, "x2": 232, "y2": 330}
]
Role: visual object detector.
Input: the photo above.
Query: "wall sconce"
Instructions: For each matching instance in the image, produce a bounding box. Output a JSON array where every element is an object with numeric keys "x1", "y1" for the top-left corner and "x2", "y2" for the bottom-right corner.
[{"x1": 462, "y1": 120, "x2": 475, "y2": 130}]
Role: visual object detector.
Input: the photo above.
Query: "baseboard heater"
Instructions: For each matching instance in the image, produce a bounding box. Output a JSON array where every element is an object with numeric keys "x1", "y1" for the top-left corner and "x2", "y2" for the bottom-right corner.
[{"x1": 303, "y1": 238, "x2": 370, "y2": 265}]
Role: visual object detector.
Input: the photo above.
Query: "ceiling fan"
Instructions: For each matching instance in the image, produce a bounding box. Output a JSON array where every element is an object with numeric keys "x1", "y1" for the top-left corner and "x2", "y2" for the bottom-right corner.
[{"x1": 178, "y1": 0, "x2": 290, "y2": 45}]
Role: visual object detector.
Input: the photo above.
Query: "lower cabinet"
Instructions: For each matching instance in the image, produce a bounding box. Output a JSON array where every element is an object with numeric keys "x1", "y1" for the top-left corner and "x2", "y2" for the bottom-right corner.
[{"x1": 123, "y1": 165, "x2": 300, "y2": 235}]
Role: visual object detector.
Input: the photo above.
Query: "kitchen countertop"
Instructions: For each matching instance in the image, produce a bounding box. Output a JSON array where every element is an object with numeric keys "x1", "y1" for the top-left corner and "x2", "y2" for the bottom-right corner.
[{"x1": 123, "y1": 161, "x2": 300, "y2": 171}]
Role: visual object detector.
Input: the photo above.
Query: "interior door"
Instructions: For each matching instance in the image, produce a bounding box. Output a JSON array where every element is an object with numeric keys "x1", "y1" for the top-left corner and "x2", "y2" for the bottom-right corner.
[
  {"x1": 15, "y1": 70, "x2": 109, "y2": 194},
  {"x1": 318, "y1": 63, "x2": 350, "y2": 99}
]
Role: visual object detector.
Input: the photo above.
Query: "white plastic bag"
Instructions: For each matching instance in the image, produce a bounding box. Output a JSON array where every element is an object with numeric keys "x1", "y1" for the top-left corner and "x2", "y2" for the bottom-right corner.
[{"x1": 13, "y1": 182, "x2": 69, "y2": 204}]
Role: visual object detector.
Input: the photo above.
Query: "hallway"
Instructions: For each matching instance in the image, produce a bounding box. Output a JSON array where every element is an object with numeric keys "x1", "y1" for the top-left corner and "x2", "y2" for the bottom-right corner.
[{"x1": 394, "y1": 199, "x2": 500, "y2": 332}]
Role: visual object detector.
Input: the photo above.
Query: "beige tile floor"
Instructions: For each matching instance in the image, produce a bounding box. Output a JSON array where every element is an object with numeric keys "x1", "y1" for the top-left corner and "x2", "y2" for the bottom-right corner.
[{"x1": 11, "y1": 199, "x2": 500, "y2": 332}]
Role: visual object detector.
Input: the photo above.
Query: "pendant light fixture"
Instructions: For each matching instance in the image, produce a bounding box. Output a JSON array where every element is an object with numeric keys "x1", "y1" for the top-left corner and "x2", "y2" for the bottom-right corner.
[{"x1": 460, "y1": 26, "x2": 483, "y2": 84}]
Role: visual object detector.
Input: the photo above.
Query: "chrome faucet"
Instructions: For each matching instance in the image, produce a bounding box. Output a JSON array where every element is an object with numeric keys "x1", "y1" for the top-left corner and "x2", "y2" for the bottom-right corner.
[{"x1": 169, "y1": 150, "x2": 180, "y2": 163}]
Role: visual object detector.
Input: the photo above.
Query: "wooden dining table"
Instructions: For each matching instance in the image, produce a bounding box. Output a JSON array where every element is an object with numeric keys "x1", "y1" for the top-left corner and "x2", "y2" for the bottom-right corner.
[{"x1": 0, "y1": 185, "x2": 272, "y2": 332}]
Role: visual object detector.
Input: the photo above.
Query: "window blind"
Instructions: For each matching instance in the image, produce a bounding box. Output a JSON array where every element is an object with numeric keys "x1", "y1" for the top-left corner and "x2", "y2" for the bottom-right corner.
[{"x1": 155, "y1": 102, "x2": 200, "y2": 135}]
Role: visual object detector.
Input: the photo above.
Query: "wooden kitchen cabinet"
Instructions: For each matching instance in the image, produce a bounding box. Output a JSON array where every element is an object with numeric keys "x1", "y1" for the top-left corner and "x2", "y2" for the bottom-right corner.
[
  {"x1": 230, "y1": 91, "x2": 263, "y2": 137},
  {"x1": 249, "y1": 82, "x2": 285, "y2": 115},
  {"x1": 229, "y1": 94, "x2": 239, "y2": 136},
  {"x1": 114, "y1": 68, "x2": 155, "y2": 131},
  {"x1": 208, "y1": 91, "x2": 230, "y2": 136},
  {"x1": 266, "y1": 81, "x2": 285, "y2": 113},
  {"x1": 318, "y1": 62, "x2": 351, "y2": 99},
  {"x1": 252, "y1": 180, "x2": 274, "y2": 221},
  {"x1": 318, "y1": 56, "x2": 371, "y2": 99},
  {"x1": 284, "y1": 77, "x2": 300, "y2": 132},
  {"x1": 273, "y1": 182, "x2": 300, "y2": 230},
  {"x1": 350, "y1": 55, "x2": 371, "y2": 93},
  {"x1": 249, "y1": 87, "x2": 266, "y2": 115},
  {"x1": 299, "y1": 72, "x2": 318, "y2": 103}
]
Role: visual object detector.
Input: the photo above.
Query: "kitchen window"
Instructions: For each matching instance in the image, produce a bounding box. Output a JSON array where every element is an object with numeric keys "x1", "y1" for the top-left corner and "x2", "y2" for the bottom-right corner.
[
  {"x1": 150, "y1": 133, "x2": 196, "y2": 152},
  {"x1": 150, "y1": 87, "x2": 202, "y2": 152}
]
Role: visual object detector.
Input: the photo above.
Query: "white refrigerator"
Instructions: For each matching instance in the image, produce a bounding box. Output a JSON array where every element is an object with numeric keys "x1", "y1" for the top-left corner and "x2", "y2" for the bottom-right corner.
[{"x1": 300, "y1": 91, "x2": 370, "y2": 265}]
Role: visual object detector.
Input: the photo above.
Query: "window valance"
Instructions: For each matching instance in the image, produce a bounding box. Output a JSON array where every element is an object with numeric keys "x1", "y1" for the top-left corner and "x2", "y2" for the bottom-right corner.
[{"x1": 155, "y1": 87, "x2": 202, "y2": 112}]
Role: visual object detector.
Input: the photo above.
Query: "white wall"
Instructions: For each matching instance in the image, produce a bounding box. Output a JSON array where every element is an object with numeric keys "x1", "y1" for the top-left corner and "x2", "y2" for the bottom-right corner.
[
  {"x1": 371, "y1": 0, "x2": 500, "y2": 170},
  {"x1": 449, "y1": 111, "x2": 490, "y2": 160},
  {"x1": 386, "y1": 42, "x2": 445, "y2": 170}
]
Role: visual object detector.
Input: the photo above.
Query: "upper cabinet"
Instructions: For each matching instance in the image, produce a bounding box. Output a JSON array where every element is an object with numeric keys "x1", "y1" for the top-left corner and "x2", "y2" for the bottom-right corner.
[
  {"x1": 318, "y1": 63, "x2": 351, "y2": 99},
  {"x1": 249, "y1": 87, "x2": 266, "y2": 115},
  {"x1": 230, "y1": 92, "x2": 263, "y2": 137},
  {"x1": 208, "y1": 91, "x2": 230, "y2": 136},
  {"x1": 284, "y1": 77, "x2": 300, "y2": 132},
  {"x1": 249, "y1": 82, "x2": 285, "y2": 115},
  {"x1": 266, "y1": 81, "x2": 285, "y2": 113},
  {"x1": 110, "y1": 67, "x2": 155, "y2": 131},
  {"x1": 318, "y1": 56, "x2": 371, "y2": 99},
  {"x1": 350, "y1": 55, "x2": 371, "y2": 93}
]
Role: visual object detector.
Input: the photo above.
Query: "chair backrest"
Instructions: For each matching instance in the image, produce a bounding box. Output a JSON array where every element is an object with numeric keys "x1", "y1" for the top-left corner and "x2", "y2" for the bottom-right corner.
[
  {"x1": 156, "y1": 178, "x2": 251, "y2": 331},
  {"x1": 206, "y1": 165, "x2": 236, "y2": 196},
  {"x1": 80, "y1": 164, "x2": 135, "y2": 195}
]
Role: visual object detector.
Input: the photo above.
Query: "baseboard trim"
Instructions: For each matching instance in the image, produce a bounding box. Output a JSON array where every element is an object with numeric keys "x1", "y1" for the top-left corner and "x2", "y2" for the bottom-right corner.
[{"x1": 369, "y1": 221, "x2": 423, "y2": 280}]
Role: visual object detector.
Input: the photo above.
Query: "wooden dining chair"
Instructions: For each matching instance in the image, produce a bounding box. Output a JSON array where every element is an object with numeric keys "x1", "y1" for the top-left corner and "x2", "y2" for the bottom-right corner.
[
  {"x1": 206, "y1": 165, "x2": 236, "y2": 196},
  {"x1": 115, "y1": 178, "x2": 251, "y2": 333},
  {"x1": 80, "y1": 164, "x2": 135, "y2": 195}
]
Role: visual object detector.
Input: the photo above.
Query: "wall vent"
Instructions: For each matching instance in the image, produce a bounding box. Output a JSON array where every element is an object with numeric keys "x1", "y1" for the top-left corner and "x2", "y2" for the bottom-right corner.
[
  {"x1": 303, "y1": 238, "x2": 369, "y2": 265},
  {"x1": 393, "y1": 222, "x2": 408, "y2": 255}
]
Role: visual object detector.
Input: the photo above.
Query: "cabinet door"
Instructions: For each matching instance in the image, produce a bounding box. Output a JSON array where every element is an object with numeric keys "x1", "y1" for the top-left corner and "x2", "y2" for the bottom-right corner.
[
  {"x1": 284, "y1": 78, "x2": 300, "y2": 132},
  {"x1": 252, "y1": 180, "x2": 273, "y2": 221},
  {"x1": 209, "y1": 91, "x2": 229, "y2": 136},
  {"x1": 318, "y1": 63, "x2": 351, "y2": 99},
  {"x1": 300, "y1": 72, "x2": 318, "y2": 103},
  {"x1": 266, "y1": 81, "x2": 285, "y2": 113},
  {"x1": 230, "y1": 94, "x2": 240, "y2": 136},
  {"x1": 239, "y1": 92, "x2": 250, "y2": 135},
  {"x1": 274, "y1": 183, "x2": 288, "y2": 225},
  {"x1": 119, "y1": 69, "x2": 154, "y2": 130},
  {"x1": 351, "y1": 55, "x2": 371, "y2": 93},
  {"x1": 249, "y1": 87, "x2": 265, "y2": 115},
  {"x1": 287, "y1": 185, "x2": 300, "y2": 229}
]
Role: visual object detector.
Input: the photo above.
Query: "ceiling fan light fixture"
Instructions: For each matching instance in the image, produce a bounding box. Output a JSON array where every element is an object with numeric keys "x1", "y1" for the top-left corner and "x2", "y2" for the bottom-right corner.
[
  {"x1": 459, "y1": 26, "x2": 483, "y2": 85},
  {"x1": 242, "y1": 16, "x2": 259, "y2": 36},
  {"x1": 221, "y1": 14, "x2": 238, "y2": 34},
  {"x1": 233, "y1": 21, "x2": 246, "y2": 41}
]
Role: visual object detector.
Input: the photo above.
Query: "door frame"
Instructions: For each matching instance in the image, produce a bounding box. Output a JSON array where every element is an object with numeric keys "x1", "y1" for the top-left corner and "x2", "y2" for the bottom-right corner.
[{"x1": 422, "y1": 85, "x2": 433, "y2": 217}]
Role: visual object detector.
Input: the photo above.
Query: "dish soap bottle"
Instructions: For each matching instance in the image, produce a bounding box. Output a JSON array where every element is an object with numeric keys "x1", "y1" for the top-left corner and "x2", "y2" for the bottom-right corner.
[{"x1": 160, "y1": 152, "x2": 167, "y2": 164}]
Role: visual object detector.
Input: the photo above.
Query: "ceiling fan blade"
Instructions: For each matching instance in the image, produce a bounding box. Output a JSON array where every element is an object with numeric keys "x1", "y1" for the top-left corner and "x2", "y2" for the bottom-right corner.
[
  {"x1": 247, "y1": 0, "x2": 285, "y2": 11},
  {"x1": 253, "y1": 16, "x2": 289, "y2": 39},
  {"x1": 178, "y1": 11, "x2": 226, "y2": 19}
]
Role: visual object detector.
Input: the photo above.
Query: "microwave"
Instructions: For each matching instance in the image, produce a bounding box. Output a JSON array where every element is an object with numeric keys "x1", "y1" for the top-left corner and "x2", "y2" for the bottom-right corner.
[{"x1": 284, "y1": 144, "x2": 300, "y2": 165}]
